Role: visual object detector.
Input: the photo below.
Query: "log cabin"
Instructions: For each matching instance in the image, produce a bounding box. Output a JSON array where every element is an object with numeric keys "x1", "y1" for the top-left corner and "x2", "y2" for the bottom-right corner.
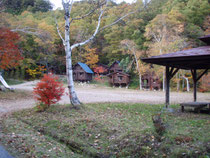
[
  {"x1": 107, "y1": 71, "x2": 130, "y2": 87},
  {"x1": 73, "y1": 62, "x2": 94, "y2": 82}
]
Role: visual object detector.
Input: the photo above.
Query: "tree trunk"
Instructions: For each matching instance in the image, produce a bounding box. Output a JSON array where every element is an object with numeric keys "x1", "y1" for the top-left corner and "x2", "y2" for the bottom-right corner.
[
  {"x1": 182, "y1": 75, "x2": 190, "y2": 92},
  {"x1": 162, "y1": 71, "x2": 165, "y2": 92},
  {"x1": 134, "y1": 54, "x2": 142, "y2": 90},
  {"x1": 176, "y1": 73, "x2": 180, "y2": 91},
  {"x1": 64, "y1": 3, "x2": 81, "y2": 106}
]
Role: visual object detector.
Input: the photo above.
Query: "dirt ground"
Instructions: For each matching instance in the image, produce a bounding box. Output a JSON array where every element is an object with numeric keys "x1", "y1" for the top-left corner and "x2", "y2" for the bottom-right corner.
[{"x1": 0, "y1": 81, "x2": 209, "y2": 117}]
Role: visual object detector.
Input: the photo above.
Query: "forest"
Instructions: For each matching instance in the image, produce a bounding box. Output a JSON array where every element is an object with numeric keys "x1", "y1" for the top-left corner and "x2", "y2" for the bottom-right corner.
[{"x1": 0, "y1": 0, "x2": 209, "y2": 89}]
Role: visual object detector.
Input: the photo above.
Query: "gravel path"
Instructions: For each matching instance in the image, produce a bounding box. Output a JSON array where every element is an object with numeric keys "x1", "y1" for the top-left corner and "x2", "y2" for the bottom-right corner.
[{"x1": 0, "y1": 81, "x2": 210, "y2": 117}]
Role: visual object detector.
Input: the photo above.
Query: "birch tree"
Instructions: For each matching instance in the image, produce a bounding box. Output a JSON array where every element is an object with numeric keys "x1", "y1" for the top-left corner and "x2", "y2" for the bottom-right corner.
[
  {"x1": 57, "y1": 0, "x2": 149, "y2": 106},
  {"x1": 121, "y1": 39, "x2": 143, "y2": 90}
]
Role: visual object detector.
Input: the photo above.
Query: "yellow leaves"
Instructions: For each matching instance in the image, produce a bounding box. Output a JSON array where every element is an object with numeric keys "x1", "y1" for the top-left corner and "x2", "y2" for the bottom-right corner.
[
  {"x1": 83, "y1": 45, "x2": 99, "y2": 69},
  {"x1": 26, "y1": 66, "x2": 46, "y2": 79}
]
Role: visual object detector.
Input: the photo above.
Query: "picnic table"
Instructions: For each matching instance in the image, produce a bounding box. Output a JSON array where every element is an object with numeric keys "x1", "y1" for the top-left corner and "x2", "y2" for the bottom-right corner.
[{"x1": 180, "y1": 102, "x2": 210, "y2": 112}]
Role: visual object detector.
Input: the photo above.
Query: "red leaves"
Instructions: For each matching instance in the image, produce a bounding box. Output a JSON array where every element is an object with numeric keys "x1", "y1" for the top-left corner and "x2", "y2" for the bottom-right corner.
[
  {"x1": 0, "y1": 28, "x2": 23, "y2": 70},
  {"x1": 93, "y1": 66, "x2": 106, "y2": 74},
  {"x1": 33, "y1": 74, "x2": 65, "y2": 107}
]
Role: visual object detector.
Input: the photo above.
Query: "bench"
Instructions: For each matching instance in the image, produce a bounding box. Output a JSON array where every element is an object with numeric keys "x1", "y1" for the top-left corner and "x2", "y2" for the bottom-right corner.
[{"x1": 180, "y1": 102, "x2": 210, "y2": 112}]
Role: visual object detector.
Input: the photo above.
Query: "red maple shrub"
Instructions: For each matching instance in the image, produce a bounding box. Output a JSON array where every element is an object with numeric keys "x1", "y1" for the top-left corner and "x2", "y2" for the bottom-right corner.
[{"x1": 33, "y1": 74, "x2": 65, "y2": 111}]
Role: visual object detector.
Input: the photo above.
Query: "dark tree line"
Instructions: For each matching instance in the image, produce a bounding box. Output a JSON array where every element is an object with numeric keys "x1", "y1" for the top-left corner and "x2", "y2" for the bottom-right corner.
[{"x1": 3, "y1": 0, "x2": 52, "y2": 14}]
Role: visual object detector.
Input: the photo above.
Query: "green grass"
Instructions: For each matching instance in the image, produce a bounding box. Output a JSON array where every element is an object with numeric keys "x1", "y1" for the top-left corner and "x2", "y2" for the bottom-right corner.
[
  {"x1": 1, "y1": 103, "x2": 209, "y2": 158},
  {"x1": 0, "y1": 90, "x2": 32, "y2": 101},
  {"x1": 4, "y1": 79, "x2": 25, "y2": 85}
]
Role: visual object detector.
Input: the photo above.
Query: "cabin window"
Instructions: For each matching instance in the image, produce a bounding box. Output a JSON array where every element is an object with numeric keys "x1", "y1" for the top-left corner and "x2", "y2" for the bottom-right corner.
[
  {"x1": 80, "y1": 72, "x2": 84, "y2": 76},
  {"x1": 118, "y1": 76, "x2": 123, "y2": 81}
]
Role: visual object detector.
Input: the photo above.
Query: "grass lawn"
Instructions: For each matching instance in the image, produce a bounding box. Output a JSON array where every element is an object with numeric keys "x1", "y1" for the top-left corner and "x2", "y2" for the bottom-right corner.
[
  {"x1": 4, "y1": 79, "x2": 25, "y2": 85},
  {"x1": 0, "y1": 90, "x2": 32, "y2": 101},
  {"x1": 0, "y1": 103, "x2": 209, "y2": 158}
]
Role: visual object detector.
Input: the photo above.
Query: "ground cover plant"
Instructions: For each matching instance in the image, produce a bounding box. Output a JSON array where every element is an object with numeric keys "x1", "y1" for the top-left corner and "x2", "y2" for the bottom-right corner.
[{"x1": 1, "y1": 103, "x2": 209, "y2": 158}]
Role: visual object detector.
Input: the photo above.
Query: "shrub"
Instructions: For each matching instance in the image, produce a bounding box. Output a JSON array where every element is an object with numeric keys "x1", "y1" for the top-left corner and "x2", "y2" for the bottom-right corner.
[{"x1": 33, "y1": 74, "x2": 65, "y2": 110}]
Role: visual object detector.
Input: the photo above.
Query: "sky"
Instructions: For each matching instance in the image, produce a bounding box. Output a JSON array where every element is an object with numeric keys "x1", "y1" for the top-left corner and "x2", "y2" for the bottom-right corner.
[{"x1": 49, "y1": 0, "x2": 136, "y2": 10}]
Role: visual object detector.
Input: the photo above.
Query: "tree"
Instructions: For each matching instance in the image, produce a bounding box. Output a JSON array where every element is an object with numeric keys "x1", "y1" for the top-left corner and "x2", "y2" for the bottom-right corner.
[
  {"x1": 0, "y1": 0, "x2": 4, "y2": 13},
  {"x1": 121, "y1": 39, "x2": 143, "y2": 90},
  {"x1": 56, "y1": 0, "x2": 149, "y2": 106},
  {"x1": 83, "y1": 45, "x2": 99, "y2": 69},
  {"x1": 0, "y1": 28, "x2": 22, "y2": 70},
  {"x1": 145, "y1": 11, "x2": 186, "y2": 91},
  {"x1": 3, "y1": 0, "x2": 52, "y2": 14}
]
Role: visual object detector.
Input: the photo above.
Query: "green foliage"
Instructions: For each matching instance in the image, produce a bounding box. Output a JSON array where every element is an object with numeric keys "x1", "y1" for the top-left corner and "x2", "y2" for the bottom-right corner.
[
  {"x1": 3, "y1": 0, "x2": 52, "y2": 14},
  {"x1": 119, "y1": 56, "x2": 131, "y2": 73}
]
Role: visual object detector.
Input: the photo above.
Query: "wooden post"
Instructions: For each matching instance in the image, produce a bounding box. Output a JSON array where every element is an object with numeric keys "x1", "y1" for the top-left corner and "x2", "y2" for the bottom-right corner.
[
  {"x1": 192, "y1": 69, "x2": 197, "y2": 102},
  {"x1": 165, "y1": 66, "x2": 170, "y2": 108}
]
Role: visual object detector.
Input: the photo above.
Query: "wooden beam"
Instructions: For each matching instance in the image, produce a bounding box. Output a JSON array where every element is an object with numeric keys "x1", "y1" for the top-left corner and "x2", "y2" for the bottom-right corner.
[
  {"x1": 191, "y1": 69, "x2": 197, "y2": 102},
  {"x1": 170, "y1": 68, "x2": 179, "y2": 79},
  {"x1": 165, "y1": 66, "x2": 170, "y2": 108},
  {"x1": 196, "y1": 69, "x2": 209, "y2": 82}
]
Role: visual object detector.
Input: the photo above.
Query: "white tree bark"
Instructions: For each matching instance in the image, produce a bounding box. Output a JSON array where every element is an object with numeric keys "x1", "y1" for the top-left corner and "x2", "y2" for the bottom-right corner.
[
  {"x1": 181, "y1": 75, "x2": 190, "y2": 92},
  {"x1": 159, "y1": 48, "x2": 165, "y2": 92},
  {"x1": 122, "y1": 42, "x2": 142, "y2": 90}
]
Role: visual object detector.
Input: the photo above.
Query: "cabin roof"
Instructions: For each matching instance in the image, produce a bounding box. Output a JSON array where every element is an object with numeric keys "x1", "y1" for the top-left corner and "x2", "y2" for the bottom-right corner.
[
  {"x1": 109, "y1": 61, "x2": 120, "y2": 69},
  {"x1": 77, "y1": 62, "x2": 94, "y2": 74},
  {"x1": 107, "y1": 71, "x2": 130, "y2": 76},
  {"x1": 97, "y1": 63, "x2": 109, "y2": 69}
]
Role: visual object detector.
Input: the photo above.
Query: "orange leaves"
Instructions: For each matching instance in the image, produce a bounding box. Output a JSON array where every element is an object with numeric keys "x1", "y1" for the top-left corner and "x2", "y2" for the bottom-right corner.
[
  {"x1": 83, "y1": 45, "x2": 99, "y2": 69},
  {"x1": 33, "y1": 74, "x2": 65, "y2": 108},
  {"x1": 0, "y1": 28, "x2": 23, "y2": 70}
]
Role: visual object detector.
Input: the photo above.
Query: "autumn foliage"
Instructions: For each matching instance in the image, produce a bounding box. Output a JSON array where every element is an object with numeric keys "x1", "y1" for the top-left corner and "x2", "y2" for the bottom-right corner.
[
  {"x1": 0, "y1": 28, "x2": 23, "y2": 70},
  {"x1": 33, "y1": 74, "x2": 65, "y2": 110}
]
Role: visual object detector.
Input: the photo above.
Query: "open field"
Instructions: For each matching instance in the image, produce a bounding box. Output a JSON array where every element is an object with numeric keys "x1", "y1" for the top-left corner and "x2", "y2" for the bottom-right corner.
[
  {"x1": 0, "y1": 81, "x2": 209, "y2": 117},
  {"x1": 0, "y1": 103, "x2": 210, "y2": 157}
]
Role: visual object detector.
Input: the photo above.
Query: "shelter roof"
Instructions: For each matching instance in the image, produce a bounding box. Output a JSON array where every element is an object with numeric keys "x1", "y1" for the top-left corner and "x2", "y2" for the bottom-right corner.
[
  {"x1": 77, "y1": 62, "x2": 94, "y2": 74},
  {"x1": 141, "y1": 46, "x2": 210, "y2": 70},
  {"x1": 199, "y1": 35, "x2": 210, "y2": 45}
]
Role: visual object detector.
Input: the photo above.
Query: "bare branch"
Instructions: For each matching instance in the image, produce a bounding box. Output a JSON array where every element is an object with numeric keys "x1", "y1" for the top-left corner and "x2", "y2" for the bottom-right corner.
[
  {"x1": 55, "y1": 17, "x2": 65, "y2": 44},
  {"x1": 69, "y1": 0, "x2": 74, "y2": 15},
  {"x1": 99, "y1": 0, "x2": 151, "y2": 32},
  {"x1": 69, "y1": 1, "x2": 106, "y2": 24},
  {"x1": 99, "y1": 10, "x2": 137, "y2": 32},
  {"x1": 71, "y1": 1, "x2": 107, "y2": 50},
  {"x1": 11, "y1": 27, "x2": 51, "y2": 40}
]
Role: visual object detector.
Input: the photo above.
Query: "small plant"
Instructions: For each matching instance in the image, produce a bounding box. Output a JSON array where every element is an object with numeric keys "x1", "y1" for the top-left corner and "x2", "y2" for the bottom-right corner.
[
  {"x1": 33, "y1": 74, "x2": 65, "y2": 111},
  {"x1": 152, "y1": 113, "x2": 166, "y2": 136}
]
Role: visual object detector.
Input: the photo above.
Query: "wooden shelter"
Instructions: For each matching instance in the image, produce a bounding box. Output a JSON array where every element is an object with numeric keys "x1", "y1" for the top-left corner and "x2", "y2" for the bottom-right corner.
[
  {"x1": 142, "y1": 71, "x2": 161, "y2": 90},
  {"x1": 141, "y1": 35, "x2": 210, "y2": 109},
  {"x1": 108, "y1": 61, "x2": 123, "y2": 73},
  {"x1": 107, "y1": 71, "x2": 130, "y2": 87},
  {"x1": 73, "y1": 62, "x2": 94, "y2": 82}
]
